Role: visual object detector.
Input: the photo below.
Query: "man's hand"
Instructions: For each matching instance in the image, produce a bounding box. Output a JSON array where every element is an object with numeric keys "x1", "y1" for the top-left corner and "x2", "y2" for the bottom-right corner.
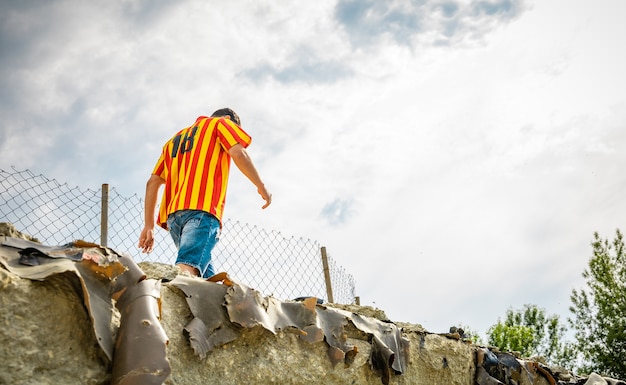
[
  {"x1": 258, "y1": 185, "x2": 272, "y2": 209},
  {"x1": 139, "y1": 174, "x2": 164, "y2": 254},
  {"x1": 138, "y1": 226, "x2": 155, "y2": 253},
  {"x1": 229, "y1": 144, "x2": 272, "y2": 209}
]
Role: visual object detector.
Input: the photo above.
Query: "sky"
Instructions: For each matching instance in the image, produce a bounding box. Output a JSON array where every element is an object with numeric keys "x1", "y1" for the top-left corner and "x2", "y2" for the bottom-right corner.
[{"x1": 1, "y1": 0, "x2": 625, "y2": 339}]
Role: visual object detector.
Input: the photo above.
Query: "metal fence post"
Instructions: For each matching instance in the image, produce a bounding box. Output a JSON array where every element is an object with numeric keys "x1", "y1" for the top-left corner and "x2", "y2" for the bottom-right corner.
[
  {"x1": 101, "y1": 183, "x2": 109, "y2": 247},
  {"x1": 320, "y1": 246, "x2": 334, "y2": 303}
]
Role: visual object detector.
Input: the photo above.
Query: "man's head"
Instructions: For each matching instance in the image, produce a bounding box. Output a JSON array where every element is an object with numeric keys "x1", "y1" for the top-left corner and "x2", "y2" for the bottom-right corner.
[{"x1": 211, "y1": 108, "x2": 241, "y2": 126}]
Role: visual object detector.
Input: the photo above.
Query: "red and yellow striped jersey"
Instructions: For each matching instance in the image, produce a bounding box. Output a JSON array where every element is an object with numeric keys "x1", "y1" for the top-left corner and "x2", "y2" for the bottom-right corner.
[{"x1": 152, "y1": 116, "x2": 252, "y2": 228}]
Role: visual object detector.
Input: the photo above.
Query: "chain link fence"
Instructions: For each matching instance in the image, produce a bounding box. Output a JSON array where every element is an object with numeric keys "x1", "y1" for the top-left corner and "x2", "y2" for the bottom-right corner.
[{"x1": 0, "y1": 167, "x2": 356, "y2": 304}]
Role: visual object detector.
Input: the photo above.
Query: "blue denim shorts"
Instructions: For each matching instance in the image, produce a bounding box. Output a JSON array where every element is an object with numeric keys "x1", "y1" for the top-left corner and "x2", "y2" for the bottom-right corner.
[{"x1": 166, "y1": 210, "x2": 220, "y2": 279}]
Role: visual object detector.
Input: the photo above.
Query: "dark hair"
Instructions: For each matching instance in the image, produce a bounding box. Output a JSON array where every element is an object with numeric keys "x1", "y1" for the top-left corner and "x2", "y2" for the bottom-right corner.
[{"x1": 210, "y1": 108, "x2": 241, "y2": 126}]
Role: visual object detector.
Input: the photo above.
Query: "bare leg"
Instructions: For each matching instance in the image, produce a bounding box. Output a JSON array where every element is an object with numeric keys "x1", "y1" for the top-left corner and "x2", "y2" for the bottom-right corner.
[{"x1": 177, "y1": 263, "x2": 200, "y2": 277}]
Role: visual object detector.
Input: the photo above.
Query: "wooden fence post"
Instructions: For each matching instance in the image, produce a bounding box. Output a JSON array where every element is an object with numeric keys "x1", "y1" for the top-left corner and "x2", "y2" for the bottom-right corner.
[
  {"x1": 100, "y1": 183, "x2": 109, "y2": 247},
  {"x1": 320, "y1": 246, "x2": 334, "y2": 303}
]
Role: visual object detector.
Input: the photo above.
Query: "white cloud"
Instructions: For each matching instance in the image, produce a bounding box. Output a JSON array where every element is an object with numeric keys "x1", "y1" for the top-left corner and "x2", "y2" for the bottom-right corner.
[{"x1": 1, "y1": 0, "x2": 625, "y2": 338}]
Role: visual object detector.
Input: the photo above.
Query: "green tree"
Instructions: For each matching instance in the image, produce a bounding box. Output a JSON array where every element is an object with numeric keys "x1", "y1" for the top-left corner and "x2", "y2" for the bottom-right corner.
[
  {"x1": 570, "y1": 230, "x2": 626, "y2": 378},
  {"x1": 487, "y1": 304, "x2": 575, "y2": 367}
]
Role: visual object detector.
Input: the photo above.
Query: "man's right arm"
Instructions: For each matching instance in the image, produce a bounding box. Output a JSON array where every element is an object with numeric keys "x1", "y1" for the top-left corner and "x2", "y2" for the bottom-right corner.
[{"x1": 138, "y1": 174, "x2": 165, "y2": 253}]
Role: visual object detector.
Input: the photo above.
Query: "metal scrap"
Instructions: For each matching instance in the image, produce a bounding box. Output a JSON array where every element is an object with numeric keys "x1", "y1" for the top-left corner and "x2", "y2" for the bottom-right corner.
[
  {"x1": 111, "y1": 277, "x2": 170, "y2": 385},
  {"x1": 475, "y1": 347, "x2": 558, "y2": 385},
  {"x1": 169, "y1": 275, "x2": 239, "y2": 358}
]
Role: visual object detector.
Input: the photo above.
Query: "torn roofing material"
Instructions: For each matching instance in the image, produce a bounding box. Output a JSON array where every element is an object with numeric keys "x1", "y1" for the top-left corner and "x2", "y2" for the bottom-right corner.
[
  {"x1": 169, "y1": 275, "x2": 410, "y2": 385},
  {"x1": 475, "y1": 347, "x2": 560, "y2": 385},
  {"x1": 0, "y1": 234, "x2": 171, "y2": 385},
  {"x1": 112, "y1": 278, "x2": 170, "y2": 385},
  {"x1": 0, "y1": 235, "x2": 122, "y2": 360}
]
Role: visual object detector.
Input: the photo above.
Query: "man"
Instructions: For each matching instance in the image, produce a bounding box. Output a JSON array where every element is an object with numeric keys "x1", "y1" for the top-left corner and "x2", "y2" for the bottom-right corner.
[{"x1": 138, "y1": 108, "x2": 271, "y2": 278}]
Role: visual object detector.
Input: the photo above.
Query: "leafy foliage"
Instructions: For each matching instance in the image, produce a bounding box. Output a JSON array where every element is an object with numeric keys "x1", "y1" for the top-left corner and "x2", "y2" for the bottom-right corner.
[
  {"x1": 570, "y1": 230, "x2": 626, "y2": 378},
  {"x1": 488, "y1": 322, "x2": 535, "y2": 357},
  {"x1": 487, "y1": 304, "x2": 575, "y2": 368}
]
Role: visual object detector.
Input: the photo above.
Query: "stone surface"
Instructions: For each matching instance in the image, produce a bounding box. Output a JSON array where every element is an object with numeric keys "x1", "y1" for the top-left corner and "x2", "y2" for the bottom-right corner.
[
  {"x1": 0, "y1": 224, "x2": 624, "y2": 385},
  {"x1": 0, "y1": 262, "x2": 474, "y2": 385},
  {"x1": 0, "y1": 269, "x2": 109, "y2": 385}
]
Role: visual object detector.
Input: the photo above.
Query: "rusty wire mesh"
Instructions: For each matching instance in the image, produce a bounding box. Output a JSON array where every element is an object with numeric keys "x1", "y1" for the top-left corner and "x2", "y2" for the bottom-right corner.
[{"x1": 0, "y1": 167, "x2": 356, "y2": 304}]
